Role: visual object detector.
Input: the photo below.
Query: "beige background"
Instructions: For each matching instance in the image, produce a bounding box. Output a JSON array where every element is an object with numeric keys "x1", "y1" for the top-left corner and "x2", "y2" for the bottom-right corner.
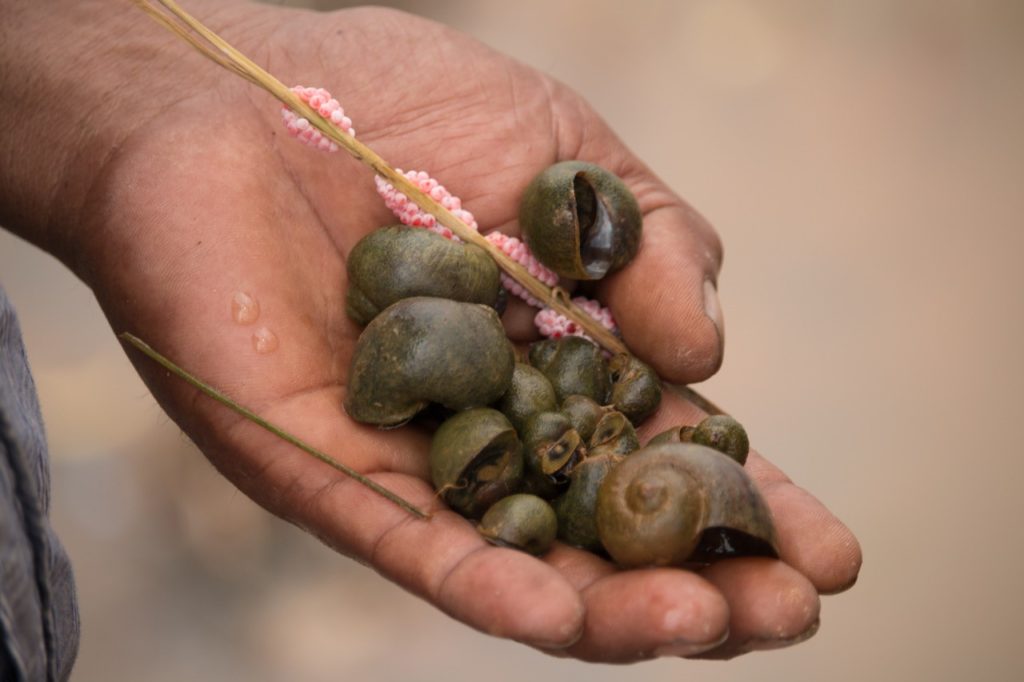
[{"x1": 2, "y1": 0, "x2": 1022, "y2": 679}]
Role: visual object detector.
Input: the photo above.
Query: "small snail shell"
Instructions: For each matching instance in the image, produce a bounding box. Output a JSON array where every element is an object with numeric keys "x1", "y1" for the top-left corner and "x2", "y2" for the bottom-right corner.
[
  {"x1": 519, "y1": 161, "x2": 642, "y2": 280},
  {"x1": 560, "y1": 394, "x2": 608, "y2": 443},
  {"x1": 430, "y1": 408, "x2": 524, "y2": 518},
  {"x1": 345, "y1": 225, "x2": 502, "y2": 326},
  {"x1": 587, "y1": 410, "x2": 640, "y2": 458},
  {"x1": 552, "y1": 453, "x2": 622, "y2": 552},
  {"x1": 692, "y1": 415, "x2": 750, "y2": 466},
  {"x1": 497, "y1": 363, "x2": 558, "y2": 433},
  {"x1": 646, "y1": 424, "x2": 696, "y2": 446},
  {"x1": 595, "y1": 443, "x2": 778, "y2": 568},
  {"x1": 520, "y1": 411, "x2": 585, "y2": 499},
  {"x1": 528, "y1": 336, "x2": 611, "y2": 404},
  {"x1": 345, "y1": 297, "x2": 515, "y2": 426},
  {"x1": 608, "y1": 354, "x2": 662, "y2": 425},
  {"x1": 478, "y1": 494, "x2": 558, "y2": 556}
]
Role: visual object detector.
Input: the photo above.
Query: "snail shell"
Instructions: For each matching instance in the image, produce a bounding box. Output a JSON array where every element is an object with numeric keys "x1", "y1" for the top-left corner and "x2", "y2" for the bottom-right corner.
[
  {"x1": 608, "y1": 354, "x2": 662, "y2": 425},
  {"x1": 692, "y1": 415, "x2": 750, "y2": 466},
  {"x1": 519, "y1": 161, "x2": 642, "y2": 280},
  {"x1": 552, "y1": 453, "x2": 622, "y2": 552},
  {"x1": 478, "y1": 493, "x2": 558, "y2": 556},
  {"x1": 430, "y1": 408, "x2": 524, "y2": 518},
  {"x1": 345, "y1": 297, "x2": 515, "y2": 426},
  {"x1": 497, "y1": 363, "x2": 558, "y2": 433},
  {"x1": 519, "y1": 411, "x2": 585, "y2": 499},
  {"x1": 587, "y1": 410, "x2": 640, "y2": 458},
  {"x1": 595, "y1": 443, "x2": 777, "y2": 568},
  {"x1": 560, "y1": 394, "x2": 608, "y2": 443},
  {"x1": 345, "y1": 225, "x2": 502, "y2": 326},
  {"x1": 528, "y1": 336, "x2": 611, "y2": 404}
]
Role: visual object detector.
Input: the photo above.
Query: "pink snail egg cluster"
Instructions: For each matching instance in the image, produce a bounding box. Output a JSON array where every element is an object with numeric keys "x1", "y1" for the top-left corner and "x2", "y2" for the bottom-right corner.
[
  {"x1": 281, "y1": 85, "x2": 619, "y2": 340},
  {"x1": 281, "y1": 86, "x2": 354, "y2": 152}
]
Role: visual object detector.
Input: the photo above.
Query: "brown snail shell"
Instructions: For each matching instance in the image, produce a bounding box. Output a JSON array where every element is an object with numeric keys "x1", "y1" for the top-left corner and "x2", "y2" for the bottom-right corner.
[
  {"x1": 528, "y1": 336, "x2": 611, "y2": 404},
  {"x1": 345, "y1": 225, "x2": 502, "y2": 326},
  {"x1": 692, "y1": 415, "x2": 750, "y2": 466},
  {"x1": 595, "y1": 443, "x2": 777, "y2": 568},
  {"x1": 552, "y1": 453, "x2": 622, "y2": 552},
  {"x1": 430, "y1": 408, "x2": 524, "y2": 518},
  {"x1": 519, "y1": 161, "x2": 642, "y2": 280},
  {"x1": 608, "y1": 354, "x2": 662, "y2": 425},
  {"x1": 478, "y1": 494, "x2": 558, "y2": 556},
  {"x1": 345, "y1": 297, "x2": 515, "y2": 426},
  {"x1": 497, "y1": 363, "x2": 558, "y2": 433}
]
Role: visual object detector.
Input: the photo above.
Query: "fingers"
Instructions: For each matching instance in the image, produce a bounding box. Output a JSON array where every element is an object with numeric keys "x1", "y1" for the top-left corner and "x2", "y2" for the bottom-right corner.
[
  {"x1": 654, "y1": 387, "x2": 863, "y2": 595},
  {"x1": 750, "y1": 453, "x2": 863, "y2": 594},
  {"x1": 309, "y1": 472, "x2": 586, "y2": 649},
  {"x1": 562, "y1": 569, "x2": 730, "y2": 661},
  {"x1": 696, "y1": 558, "x2": 820, "y2": 659},
  {"x1": 598, "y1": 201, "x2": 725, "y2": 384}
]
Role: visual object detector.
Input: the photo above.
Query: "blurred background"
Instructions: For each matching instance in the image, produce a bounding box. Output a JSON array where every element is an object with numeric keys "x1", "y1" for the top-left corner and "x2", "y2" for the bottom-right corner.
[{"x1": 2, "y1": 0, "x2": 1022, "y2": 679}]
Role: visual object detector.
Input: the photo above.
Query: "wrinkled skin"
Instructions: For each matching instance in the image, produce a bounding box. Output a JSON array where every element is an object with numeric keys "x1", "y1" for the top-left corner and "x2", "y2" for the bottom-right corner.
[{"x1": 0, "y1": 0, "x2": 861, "y2": 662}]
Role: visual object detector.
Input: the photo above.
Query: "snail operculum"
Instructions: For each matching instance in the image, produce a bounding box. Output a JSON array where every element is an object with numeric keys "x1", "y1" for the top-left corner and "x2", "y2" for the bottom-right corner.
[
  {"x1": 478, "y1": 493, "x2": 558, "y2": 556},
  {"x1": 346, "y1": 224, "x2": 503, "y2": 326},
  {"x1": 528, "y1": 335, "x2": 611, "y2": 404},
  {"x1": 595, "y1": 443, "x2": 778, "y2": 568},
  {"x1": 519, "y1": 161, "x2": 642, "y2": 280},
  {"x1": 430, "y1": 408, "x2": 524, "y2": 518},
  {"x1": 520, "y1": 411, "x2": 586, "y2": 498},
  {"x1": 344, "y1": 297, "x2": 515, "y2": 427},
  {"x1": 587, "y1": 409, "x2": 640, "y2": 458}
]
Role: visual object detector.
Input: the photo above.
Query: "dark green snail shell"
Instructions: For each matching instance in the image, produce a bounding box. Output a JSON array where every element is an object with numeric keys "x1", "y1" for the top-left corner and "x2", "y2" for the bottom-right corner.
[
  {"x1": 497, "y1": 363, "x2": 558, "y2": 433},
  {"x1": 528, "y1": 336, "x2": 611, "y2": 404},
  {"x1": 552, "y1": 453, "x2": 622, "y2": 552},
  {"x1": 608, "y1": 354, "x2": 662, "y2": 425},
  {"x1": 430, "y1": 408, "x2": 524, "y2": 518},
  {"x1": 519, "y1": 411, "x2": 585, "y2": 499},
  {"x1": 560, "y1": 394, "x2": 607, "y2": 443},
  {"x1": 345, "y1": 225, "x2": 503, "y2": 326},
  {"x1": 345, "y1": 297, "x2": 515, "y2": 427},
  {"x1": 519, "y1": 161, "x2": 642, "y2": 280},
  {"x1": 478, "y1": 494, "x2": 558, "y2": 556},
  {"x1": 692, "y1": 415, "x2": 750, "y2": 466}
]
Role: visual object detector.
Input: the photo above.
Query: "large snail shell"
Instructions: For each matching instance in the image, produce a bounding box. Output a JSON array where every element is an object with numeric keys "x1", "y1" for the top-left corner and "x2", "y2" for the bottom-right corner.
[
  {"x1": 430, "y1": 408, "x2": 524, "y2": 518},
  {"x1": 595, "y1": 443, "x2": 778, "y2": 568},
  {"x1": 346, "y1": 225, "x2": 502, "y2": 326},
  {"x1": 519, "y1": 161, "x2": 642, "y2": 280},
  {"x1": 345, "y1": 297, "x2": 515, "y2": 426}
]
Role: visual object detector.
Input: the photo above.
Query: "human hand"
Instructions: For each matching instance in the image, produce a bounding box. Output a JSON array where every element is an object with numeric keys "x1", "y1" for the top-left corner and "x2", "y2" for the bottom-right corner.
[{"x1": 0, "y1": 0, "x2": 861, "y2": 662}]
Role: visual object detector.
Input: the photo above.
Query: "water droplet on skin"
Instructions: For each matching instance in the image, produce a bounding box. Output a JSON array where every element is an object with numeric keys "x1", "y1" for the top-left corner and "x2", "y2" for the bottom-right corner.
[
  {"x1": 232, "y1": 291, "x2": 260, "y2": 325},
  {"x1": 252, "y1": 327, "x2": 279, "y2": 354}
]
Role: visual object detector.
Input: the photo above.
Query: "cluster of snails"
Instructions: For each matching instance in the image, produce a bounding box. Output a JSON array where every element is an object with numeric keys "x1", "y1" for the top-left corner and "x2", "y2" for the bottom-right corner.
[{"x1": 343, "y1": 161, "x2": 777, "y2": 568}]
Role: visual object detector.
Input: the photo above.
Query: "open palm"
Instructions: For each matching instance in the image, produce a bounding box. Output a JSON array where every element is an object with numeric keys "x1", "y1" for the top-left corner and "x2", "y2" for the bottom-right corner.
[{"x1": 67, "y1": 5, "x2": 860, "y2": 662}]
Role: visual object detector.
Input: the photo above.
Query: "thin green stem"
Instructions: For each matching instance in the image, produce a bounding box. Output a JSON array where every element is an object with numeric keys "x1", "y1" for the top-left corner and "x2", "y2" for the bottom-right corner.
[{"x1": 119, "y1": 332, "x2": 431, "y2": 520}]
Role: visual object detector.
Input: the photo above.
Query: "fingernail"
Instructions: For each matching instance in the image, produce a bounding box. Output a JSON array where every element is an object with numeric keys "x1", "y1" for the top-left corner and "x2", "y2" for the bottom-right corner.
[
  {"x1": 653, "y1": 630, "x2": 730, "y2": 658},
  {"x1": 748, "y1": 618, "x2": 821, "y2": 651},
  {"x1": 703, "y1": 279, "x2": 723, "y2": 344}
]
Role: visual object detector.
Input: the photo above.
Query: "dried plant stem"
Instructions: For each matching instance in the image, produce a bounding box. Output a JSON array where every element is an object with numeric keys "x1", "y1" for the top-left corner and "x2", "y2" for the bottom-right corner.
[
  {"x1": 119, "y1": 332, "x2": 431, "y2": 520},
  {"x1": 132, "y1": 0, "x2": 626, "y2": 355}
]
